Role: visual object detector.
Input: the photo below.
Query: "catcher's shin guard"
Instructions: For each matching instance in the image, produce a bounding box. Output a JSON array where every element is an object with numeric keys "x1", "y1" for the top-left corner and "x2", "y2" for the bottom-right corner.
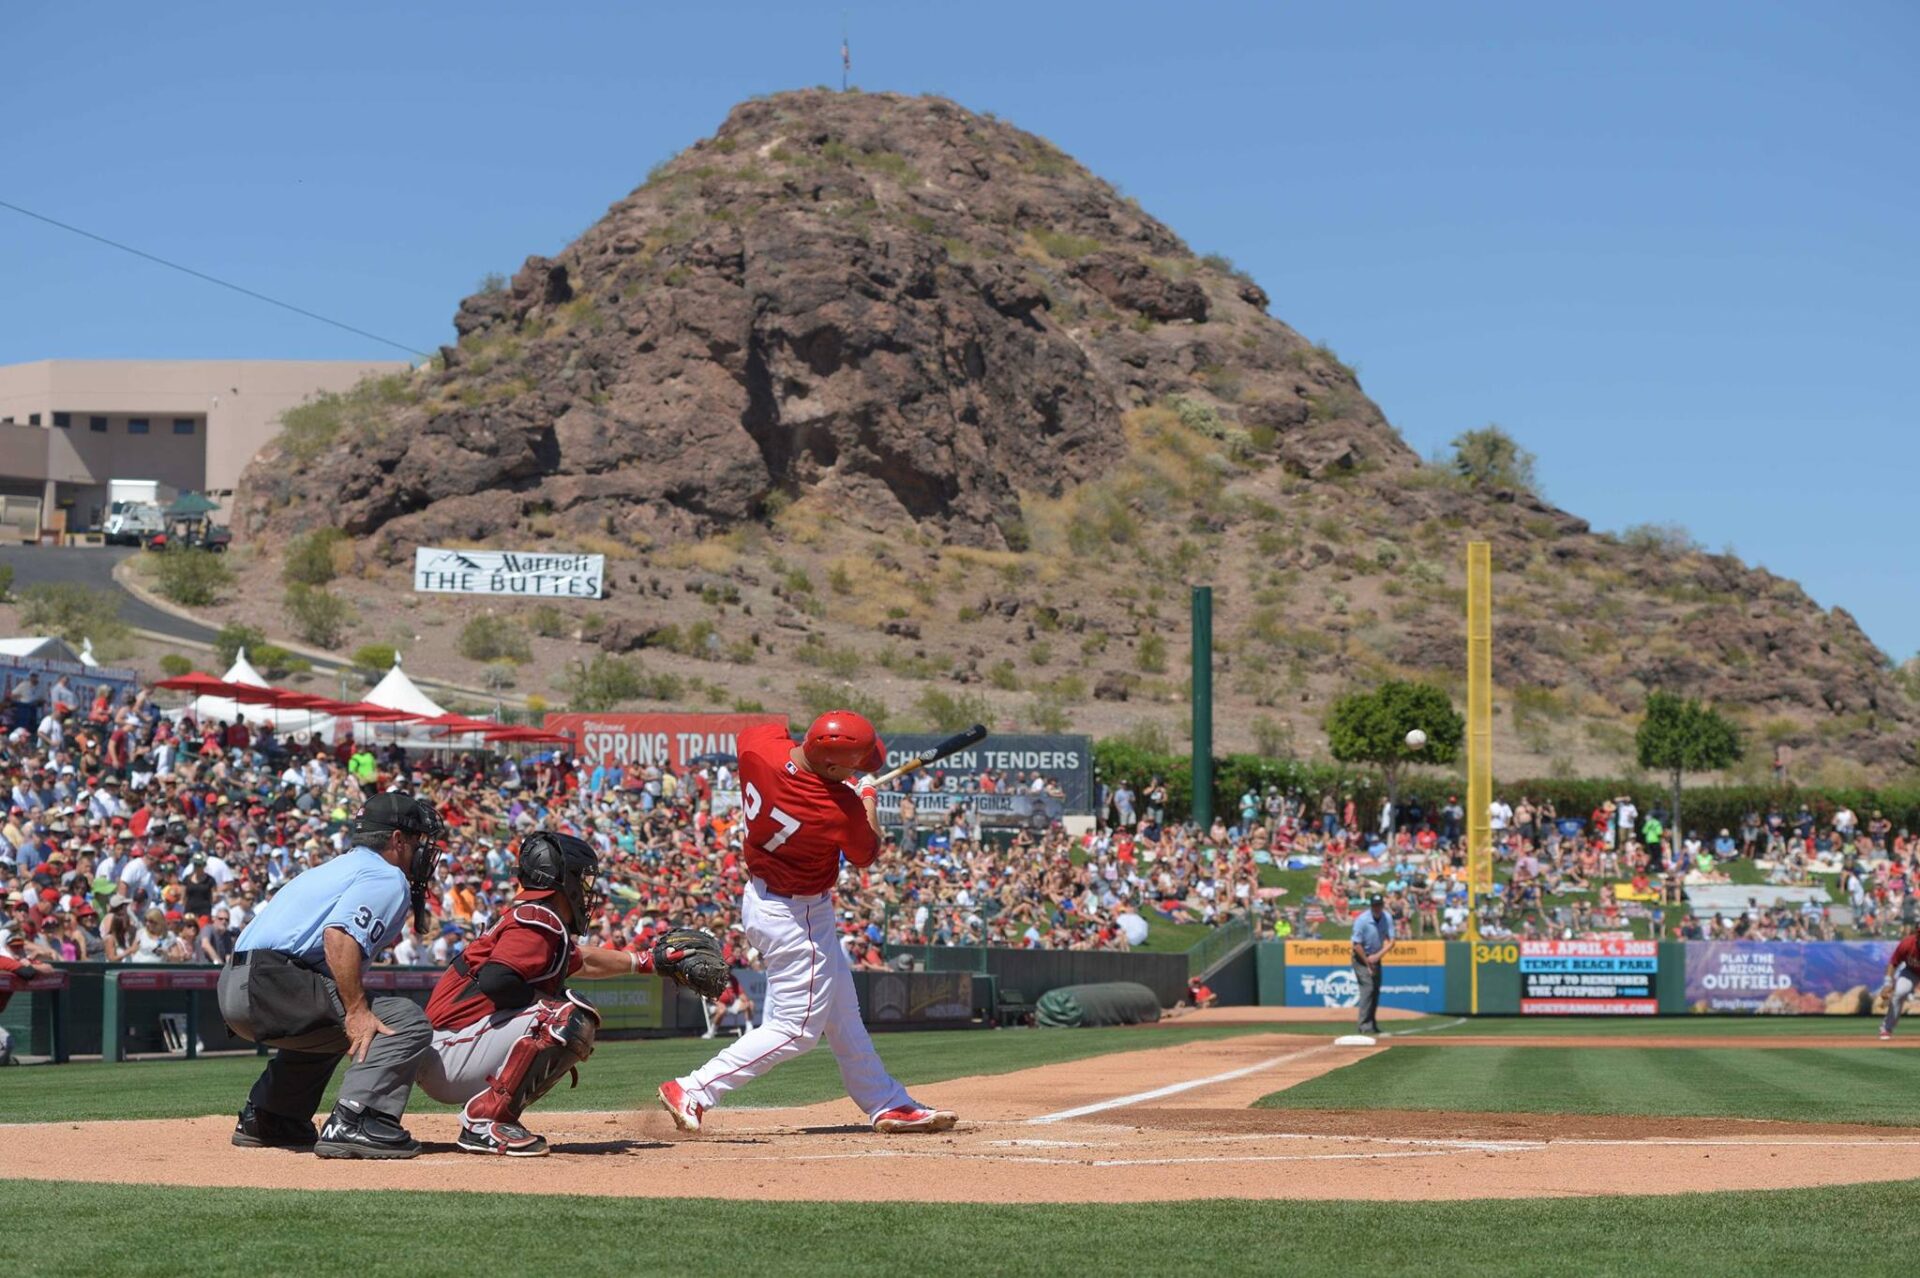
[{"x1": 465, "y1": 991, "x2": 600, "y2": 1124}]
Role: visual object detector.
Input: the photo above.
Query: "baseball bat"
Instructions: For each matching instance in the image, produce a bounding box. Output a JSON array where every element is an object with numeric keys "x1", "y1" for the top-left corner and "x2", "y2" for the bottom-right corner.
[{"x1": 870, "y1": 723, "x2": 988, "y2": 785}]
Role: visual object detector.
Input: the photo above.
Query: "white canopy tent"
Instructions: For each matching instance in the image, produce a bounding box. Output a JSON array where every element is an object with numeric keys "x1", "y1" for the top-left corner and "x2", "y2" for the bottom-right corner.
[
  {"x1": 186, "y1": 648, "x2": 333, "y2": 736},
  {"x1": 364, "y1": 654, "x2": 448, "y2": 718}
]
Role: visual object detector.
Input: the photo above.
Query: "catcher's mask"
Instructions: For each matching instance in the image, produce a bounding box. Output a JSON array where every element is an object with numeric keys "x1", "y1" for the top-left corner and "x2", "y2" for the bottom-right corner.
[{"x1": 517, "y1": 831, "x2": 600, "y2": 930}]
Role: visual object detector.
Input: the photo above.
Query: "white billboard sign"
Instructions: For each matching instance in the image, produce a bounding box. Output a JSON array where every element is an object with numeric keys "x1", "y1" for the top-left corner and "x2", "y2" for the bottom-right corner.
[{"x1": 413, "y1": 548, "x2": 604, "y2": 598}]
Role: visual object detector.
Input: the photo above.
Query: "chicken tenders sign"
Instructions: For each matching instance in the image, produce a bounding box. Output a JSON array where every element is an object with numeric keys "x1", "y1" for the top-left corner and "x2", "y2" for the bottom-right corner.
[{"x1": 543, "y1": 713, "x2": 787, "y2": 771}]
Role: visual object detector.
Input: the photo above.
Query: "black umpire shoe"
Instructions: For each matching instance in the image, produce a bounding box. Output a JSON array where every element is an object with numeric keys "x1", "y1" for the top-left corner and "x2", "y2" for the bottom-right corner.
[
  {"x1": 232, "y1": 1103, "x2": 318, "y2": 1150},
  {"x1": 314, "y1": 1101, "x2": 422, "y2": 1160},
  {"x1": 456, "y1": 1118, "x2": 549, "y2": 1157}
]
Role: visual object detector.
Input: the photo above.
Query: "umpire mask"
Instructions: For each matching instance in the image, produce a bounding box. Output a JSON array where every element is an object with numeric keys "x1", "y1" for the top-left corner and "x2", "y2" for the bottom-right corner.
[
  {"x1": 357, "y1": 792, "x2": 447, "y2": 925},
  {"x1": 517, "y1": 831, "x2": 600, "y2": 931}
]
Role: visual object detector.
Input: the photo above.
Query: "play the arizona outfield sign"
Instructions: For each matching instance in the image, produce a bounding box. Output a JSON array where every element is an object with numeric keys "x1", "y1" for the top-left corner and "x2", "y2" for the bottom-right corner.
[{"x1": 414, "y1": 548, "x2": 605, "y2": 598}]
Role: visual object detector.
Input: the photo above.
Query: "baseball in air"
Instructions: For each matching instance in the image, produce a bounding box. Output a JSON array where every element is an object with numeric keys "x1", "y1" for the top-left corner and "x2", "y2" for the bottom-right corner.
[{"x1": 1405, "y1": 729, "x2": 1427, "y2": 749}]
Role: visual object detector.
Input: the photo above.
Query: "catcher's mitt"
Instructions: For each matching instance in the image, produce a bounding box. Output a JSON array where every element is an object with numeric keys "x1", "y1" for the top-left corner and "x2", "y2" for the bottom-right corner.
[{"x1": 652, "y1": 929, "x2": 730, "y2": 999}]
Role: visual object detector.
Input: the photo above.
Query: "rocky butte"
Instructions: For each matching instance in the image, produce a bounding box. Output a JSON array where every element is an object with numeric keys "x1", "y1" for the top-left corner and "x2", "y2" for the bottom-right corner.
[{"x1": 236, "y1": 89, "x2": 1916, "y2": 778}]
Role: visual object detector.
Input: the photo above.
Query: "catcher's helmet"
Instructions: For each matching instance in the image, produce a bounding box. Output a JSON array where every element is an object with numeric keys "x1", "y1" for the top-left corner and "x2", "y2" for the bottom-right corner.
[
  {"x1": 518, "y1": 831, "x2": 600, "y2": 929},
  {"x1": 802, "y1": 710, "x2": 883, "y2": 773}
]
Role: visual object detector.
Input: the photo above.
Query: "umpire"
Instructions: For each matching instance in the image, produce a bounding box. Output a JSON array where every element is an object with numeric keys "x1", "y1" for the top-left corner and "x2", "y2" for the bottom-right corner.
[
  {"x1": 217, "y1": 792, "x2": 440, "y2": 1159},
  {"x1": 1350, "y1": 892, "x2": 1395, "y2": 1036}
]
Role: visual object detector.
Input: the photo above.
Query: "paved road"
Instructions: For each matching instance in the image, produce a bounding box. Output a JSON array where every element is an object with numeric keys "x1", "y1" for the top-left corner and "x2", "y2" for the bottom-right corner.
[{"x1": 0, "y1": 544, "x2": 232, "y2": 645}]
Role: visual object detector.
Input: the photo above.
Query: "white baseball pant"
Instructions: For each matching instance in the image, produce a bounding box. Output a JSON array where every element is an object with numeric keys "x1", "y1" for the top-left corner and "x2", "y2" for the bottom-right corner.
[
  {"x1": 0, "y1": 1023, "x2": 12, "y2": 1065},
  {"x1": 1882, "y1": 970, "x2": 1919, "y2": 1036},
  {"x1": 416, "y1": 1003, "x2": 545, "y2": 1110},
  {"x1": 674, "y1": 877, "x2": 914, "y2": 1120}
]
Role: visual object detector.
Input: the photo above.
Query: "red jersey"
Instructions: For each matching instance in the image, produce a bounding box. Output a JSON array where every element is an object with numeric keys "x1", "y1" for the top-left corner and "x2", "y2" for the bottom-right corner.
[
  {"x1": 0, "y1": 952, "x2": 31, "y2": 1015},
  {"x1": 1891, "y1": 934, "x2": 1920, "y2": 977},
  {"x1": 424, "y1": 900, "x2": 584, "y2": 1031},
  {"x1": 737, "y1": 723, "x2": 878, "y2": 896}
]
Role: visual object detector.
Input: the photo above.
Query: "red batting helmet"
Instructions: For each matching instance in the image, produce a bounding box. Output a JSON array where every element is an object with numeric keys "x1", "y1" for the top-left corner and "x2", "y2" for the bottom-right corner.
[{"x1": 803, "y1": 710, "x2": 883, "y2": 773}]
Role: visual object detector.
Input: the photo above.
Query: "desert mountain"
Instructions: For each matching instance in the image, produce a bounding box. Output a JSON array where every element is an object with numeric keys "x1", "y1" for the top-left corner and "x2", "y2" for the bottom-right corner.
[{"x1": 235, "y1": 89, "x2": 1916, "y2": 781}]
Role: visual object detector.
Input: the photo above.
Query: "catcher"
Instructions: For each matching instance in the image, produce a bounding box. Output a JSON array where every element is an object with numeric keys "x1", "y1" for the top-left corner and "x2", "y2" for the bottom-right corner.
[{"x1": 418, "y1": 831, "x2": 727, "y2": 1155}]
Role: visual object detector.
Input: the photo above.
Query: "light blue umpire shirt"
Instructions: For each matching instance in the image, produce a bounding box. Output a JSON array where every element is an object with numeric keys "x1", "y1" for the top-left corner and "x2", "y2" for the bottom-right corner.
[
  {"x1": 1350, "y1": 908, "x2": 1394, "y2": 962},
  {"x1": 234, "y1": 846, "x2": 409, "y2": 976}
]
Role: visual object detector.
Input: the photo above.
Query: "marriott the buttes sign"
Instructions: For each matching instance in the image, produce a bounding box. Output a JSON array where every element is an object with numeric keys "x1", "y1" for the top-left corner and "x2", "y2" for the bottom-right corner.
[{"x1": 414, "y1": 548, "x2": 605, "y2": 599}]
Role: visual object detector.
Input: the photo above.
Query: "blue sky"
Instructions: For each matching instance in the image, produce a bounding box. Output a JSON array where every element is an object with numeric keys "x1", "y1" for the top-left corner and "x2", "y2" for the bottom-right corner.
[{"x1": 5, "y1": 2, "x2": 1915, "y2": 656}]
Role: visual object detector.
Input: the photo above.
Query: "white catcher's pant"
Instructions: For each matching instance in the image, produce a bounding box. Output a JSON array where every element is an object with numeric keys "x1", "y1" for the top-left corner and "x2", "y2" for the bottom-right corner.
[
  {"x1": 416, "y1": 1003, "x2": 545, "y2": 1114},
  {"x1": 676, "y1": 877, "x2": 914, "y2": 1120}
]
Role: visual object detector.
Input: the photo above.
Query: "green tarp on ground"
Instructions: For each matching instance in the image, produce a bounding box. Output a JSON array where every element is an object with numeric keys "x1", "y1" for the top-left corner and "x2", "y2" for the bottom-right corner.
[{"x1": 1034, "y1": 981, "x2": 1161, "y2": 1028}]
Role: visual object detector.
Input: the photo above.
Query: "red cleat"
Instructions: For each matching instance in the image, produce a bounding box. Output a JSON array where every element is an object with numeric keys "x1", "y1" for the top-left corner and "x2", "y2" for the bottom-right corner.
[
  {"x1": 658, "y1": 1080, "x2": 706, "y2": 1133},
  {"x1": 873, "y1": 1105, "x2": 957, "y2": 1133}
]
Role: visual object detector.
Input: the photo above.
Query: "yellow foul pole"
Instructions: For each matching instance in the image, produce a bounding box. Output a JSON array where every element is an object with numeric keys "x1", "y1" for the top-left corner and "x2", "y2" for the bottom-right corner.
[{"x1": 1466, "y1": 541, "x2": 1493, "y2": 1013}]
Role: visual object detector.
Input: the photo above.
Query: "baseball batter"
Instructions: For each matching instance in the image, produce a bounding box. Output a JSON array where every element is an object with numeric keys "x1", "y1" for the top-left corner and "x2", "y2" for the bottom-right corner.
[
  {"x1": 1877, "y1": 919, "x2": 1920, "y2": 1041},
  {"x1": 418, "y1": 831, "x2": 726, "y2": 1155},
  {"x1": 658, "y1": 712, "x2": 957, "y2": 1135}
]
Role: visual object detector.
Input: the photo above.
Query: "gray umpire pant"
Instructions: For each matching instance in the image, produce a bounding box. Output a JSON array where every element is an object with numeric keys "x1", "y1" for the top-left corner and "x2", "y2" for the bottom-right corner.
[
  {"x1": 1353, "y1": 960, "x2": 1383, "y2": 1034},
  {"x1": 218, "y1": 950, "x2": 429, "y2": 1122}
]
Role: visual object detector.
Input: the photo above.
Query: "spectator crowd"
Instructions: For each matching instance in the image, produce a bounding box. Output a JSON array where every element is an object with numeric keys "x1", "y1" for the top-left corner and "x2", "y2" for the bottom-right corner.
[{"x1": 4, "y1": 681, "x2": 1917, "y2": 994}]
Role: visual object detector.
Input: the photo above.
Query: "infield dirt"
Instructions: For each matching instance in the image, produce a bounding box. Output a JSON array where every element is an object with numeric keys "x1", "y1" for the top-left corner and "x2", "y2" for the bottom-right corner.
[{"x1": 4, "y1": 1021, "x2": 1915, "y2": 1203}]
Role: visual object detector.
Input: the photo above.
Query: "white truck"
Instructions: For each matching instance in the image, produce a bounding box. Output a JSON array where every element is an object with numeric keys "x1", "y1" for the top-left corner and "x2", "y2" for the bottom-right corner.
[{"x1": 103, "y1": 479, "x2": 176, "y2": 545}]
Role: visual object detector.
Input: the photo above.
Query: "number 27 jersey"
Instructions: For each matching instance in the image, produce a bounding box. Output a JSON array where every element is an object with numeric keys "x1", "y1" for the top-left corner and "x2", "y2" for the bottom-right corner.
[{"x1": 737, "y1": 723, "x2": 879, "y2": 895}]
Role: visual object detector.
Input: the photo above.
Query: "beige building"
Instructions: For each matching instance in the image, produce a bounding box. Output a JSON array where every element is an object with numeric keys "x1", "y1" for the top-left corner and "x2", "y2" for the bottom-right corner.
[{"x1": 0, "y1": 359, "x2": 408, "y2": 535}]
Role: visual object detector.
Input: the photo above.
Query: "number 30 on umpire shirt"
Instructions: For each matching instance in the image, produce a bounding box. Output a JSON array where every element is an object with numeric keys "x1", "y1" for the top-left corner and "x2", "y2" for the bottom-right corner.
[{"x1": 234, "y1": 847, "x2": 410, "y2": 973}]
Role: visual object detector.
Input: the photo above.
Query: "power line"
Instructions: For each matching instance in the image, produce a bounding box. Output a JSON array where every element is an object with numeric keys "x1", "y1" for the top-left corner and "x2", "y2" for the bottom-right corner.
[{"x1": 0, "y1": 197, "x2": 431, "y2": 358}]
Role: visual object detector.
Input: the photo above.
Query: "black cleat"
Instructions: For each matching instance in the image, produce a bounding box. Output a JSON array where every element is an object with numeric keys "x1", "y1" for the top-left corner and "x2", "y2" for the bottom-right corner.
[
  {"x1": 232, "y1": 1103, "x2": 318, "y2": 1150},
  {"x1": 314, "y1": 1102, "x2": 421, "y2": 1160},
  {"x1": 457, "y1": 1119, "x2": 549, "y2": 1157}
]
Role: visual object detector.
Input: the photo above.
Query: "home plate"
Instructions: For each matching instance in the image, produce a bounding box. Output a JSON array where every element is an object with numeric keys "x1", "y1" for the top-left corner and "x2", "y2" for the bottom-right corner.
[{"x1": 1334, "y1": 1034, "x2": 1376, "y2": 1046}]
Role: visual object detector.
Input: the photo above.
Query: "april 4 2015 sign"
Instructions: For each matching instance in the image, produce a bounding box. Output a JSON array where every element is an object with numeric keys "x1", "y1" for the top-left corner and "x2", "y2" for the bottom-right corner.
[
  {"x1": 414, "y1": 548, "x2": 604, "y2": 599},
  {"x1": 1520, "y1": 939, "x2": 1658, "y2": 1015}
]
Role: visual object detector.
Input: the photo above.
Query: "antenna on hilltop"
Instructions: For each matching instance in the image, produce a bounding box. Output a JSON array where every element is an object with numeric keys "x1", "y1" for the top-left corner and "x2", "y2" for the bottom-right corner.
[{"x1": 841, "y1": 13, "x2": 850, "y2": 91}]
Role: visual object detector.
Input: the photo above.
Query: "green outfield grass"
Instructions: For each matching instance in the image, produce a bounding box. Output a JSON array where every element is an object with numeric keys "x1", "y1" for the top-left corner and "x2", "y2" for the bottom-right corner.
[
  {"x1": 1257, "y1": 1045, "x2": 1920, "y2": 1126},
  {"x1": 0, "y1": 1021, "x2": 1295, "y2": 1124},
  {"x1": 3, "y1": 1180, "x2": 1918, "y2": 1277},
  {"x1": 1418, "y1": 1014, "x2": 1887, "y2": 1037}
]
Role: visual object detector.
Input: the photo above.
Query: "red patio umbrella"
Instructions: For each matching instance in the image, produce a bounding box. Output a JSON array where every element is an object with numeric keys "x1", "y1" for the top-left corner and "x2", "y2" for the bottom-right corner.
[
  {"x1": 152, "y1": 672, "x2": 252, "y2": 697},
  {"x1": 332, "y1": 701, "x2": 422, "y2": 723},
  {"x1": 485, "y1": 725, "x2": 573, "y2": 745}
]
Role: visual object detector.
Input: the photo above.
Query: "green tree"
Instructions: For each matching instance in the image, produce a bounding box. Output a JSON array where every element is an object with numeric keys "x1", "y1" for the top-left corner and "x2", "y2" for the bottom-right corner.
[
  {"x1": 1448, "y1": 424, "x2": 1538, "y2": 494},
  {"x1": 351, "y1": 644, "x2": 399, "y2": 679},
  {"x1": 283, "y1": 527, "x2": 348, "y2": 586},
  {"x1": 153, "y1": 548, "x2": 233, "y2": 607},
  {"x1": 18, "y1": 583, "x2": 133, "y2": 659},
  {"x1": 458, "y1": 615, "x2": 532, "y2": 664},
  {"x1": 283, "y1": 584, "x2": 351, "y2": 648},
  {"x1": 559, "y1": 654, "x2": 647, "y2": 711},
  {"x1": 1324, "y1": 680, "x2": 1465, "y2": 834},
  {"x1": 214, "y1": 622, "x2": 267, "y2": 669},
  {"x1": 1635, "y1": 691, "x2": 1743, "y2": 860},
  {"x1": 914, "y1": 687, "x2": 992, "y2": 733},
  {"x1": 158, "y1": 653, "x2": 194, "y2": 678}
]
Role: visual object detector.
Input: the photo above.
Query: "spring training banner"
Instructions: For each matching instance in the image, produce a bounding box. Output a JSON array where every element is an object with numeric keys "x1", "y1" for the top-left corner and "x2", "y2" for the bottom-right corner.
[
  {"x1": 542, "y1": 712, "x2": 787, "y2": 771},
  {"x1": 1520, "y1": 939, "x2": 1658, "y2": 1014},
  {"x1": 1683, "y1": 942, "x2": 1895, "y2": 1014},
  {"x1": 1282, "y1": 940, "x2": 1446, "y2": 1012},
  {"x1": 414, "y1": 547, "x2": 604, "y2": 598}
]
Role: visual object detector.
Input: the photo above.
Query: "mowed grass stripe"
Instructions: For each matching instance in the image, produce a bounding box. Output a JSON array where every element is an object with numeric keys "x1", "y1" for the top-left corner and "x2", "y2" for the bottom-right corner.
[
  {"x1": 1256, "y1": 1046, "x2": 1920, "y2": 1126},
  {"x1": 4, "y1": 1180, "x2": 1920, "y2": 1277},
  {"x1": 0, "y1": 1022, "x2": 1283, "y2": 1124},
  {"x1": 1424, "y1": 1016, "x2": 1887, "y2": 1038}
]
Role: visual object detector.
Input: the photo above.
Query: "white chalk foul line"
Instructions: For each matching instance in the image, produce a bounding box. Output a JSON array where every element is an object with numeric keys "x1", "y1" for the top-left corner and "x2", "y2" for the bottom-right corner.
[
  {"x1": 1382, "y1": 1016, "x2": 1468, "y2": 1038},
  {"x1": 1027, "y1": 1047, "x2": 1330, "y2": 1124}
]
